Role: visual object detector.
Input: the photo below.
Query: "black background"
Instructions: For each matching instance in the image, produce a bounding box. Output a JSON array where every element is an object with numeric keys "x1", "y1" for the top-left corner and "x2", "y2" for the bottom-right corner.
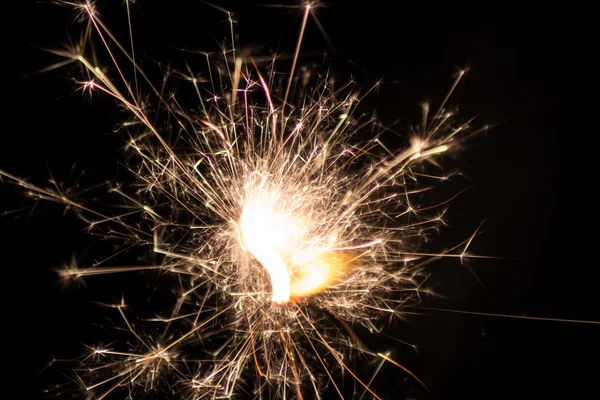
[{"x1": 3, "y1": 1, "x2": 599, "y2": 399}]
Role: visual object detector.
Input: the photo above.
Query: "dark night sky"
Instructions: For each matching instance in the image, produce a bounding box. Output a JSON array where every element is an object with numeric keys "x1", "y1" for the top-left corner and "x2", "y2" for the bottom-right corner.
[{"x1": 3, "y1": 1, "x2": 599, "y2": 399}]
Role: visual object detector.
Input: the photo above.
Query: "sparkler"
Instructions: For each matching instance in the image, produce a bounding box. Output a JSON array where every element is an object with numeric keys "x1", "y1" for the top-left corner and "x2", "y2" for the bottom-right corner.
[{"x1": 3, "y1": 1, "x2": 492, "y2": 398}]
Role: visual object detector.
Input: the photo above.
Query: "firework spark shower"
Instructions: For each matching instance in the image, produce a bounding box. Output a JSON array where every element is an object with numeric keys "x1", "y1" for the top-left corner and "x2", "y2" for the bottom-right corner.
[{"x1": 2, "y1": 1, "x2": 504, "y2": 399}]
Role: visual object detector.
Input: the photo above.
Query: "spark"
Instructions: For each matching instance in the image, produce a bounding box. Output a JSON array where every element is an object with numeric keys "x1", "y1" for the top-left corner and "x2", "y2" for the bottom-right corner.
[{"x1": 3, "y1": 1, "x2": 499, "y2": 399}]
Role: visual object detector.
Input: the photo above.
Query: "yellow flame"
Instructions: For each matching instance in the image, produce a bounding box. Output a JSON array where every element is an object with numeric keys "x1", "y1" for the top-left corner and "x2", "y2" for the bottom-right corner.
[{"x1": 290, "y1": 251, "x2": 347, "y2": 298}]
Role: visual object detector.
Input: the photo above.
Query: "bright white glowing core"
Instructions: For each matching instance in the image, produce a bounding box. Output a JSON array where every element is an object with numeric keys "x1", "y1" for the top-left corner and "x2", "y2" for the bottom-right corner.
[
  {"x1": 239, "y1": 198, "x2": 299, "y2": 303},
  {"x1": 239, "y1": 192, "x2": 346, "y2": 303}
]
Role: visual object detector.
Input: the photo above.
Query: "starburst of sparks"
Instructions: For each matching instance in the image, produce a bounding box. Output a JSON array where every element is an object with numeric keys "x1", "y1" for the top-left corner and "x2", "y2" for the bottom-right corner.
[{"x1": 2, "y1": 1, "x2": 495, "y2": 399}]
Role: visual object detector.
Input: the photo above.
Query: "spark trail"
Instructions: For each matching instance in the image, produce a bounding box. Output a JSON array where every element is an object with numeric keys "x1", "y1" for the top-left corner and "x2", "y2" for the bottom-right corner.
[{"x1": 2, "y1": 1, "x2": 497, "y2": 399}]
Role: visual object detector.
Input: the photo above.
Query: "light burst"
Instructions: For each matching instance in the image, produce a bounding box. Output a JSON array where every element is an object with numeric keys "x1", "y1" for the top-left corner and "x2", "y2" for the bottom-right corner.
[{"x1": 3, "y1": 1, "x2": 492, "y2": 399}]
